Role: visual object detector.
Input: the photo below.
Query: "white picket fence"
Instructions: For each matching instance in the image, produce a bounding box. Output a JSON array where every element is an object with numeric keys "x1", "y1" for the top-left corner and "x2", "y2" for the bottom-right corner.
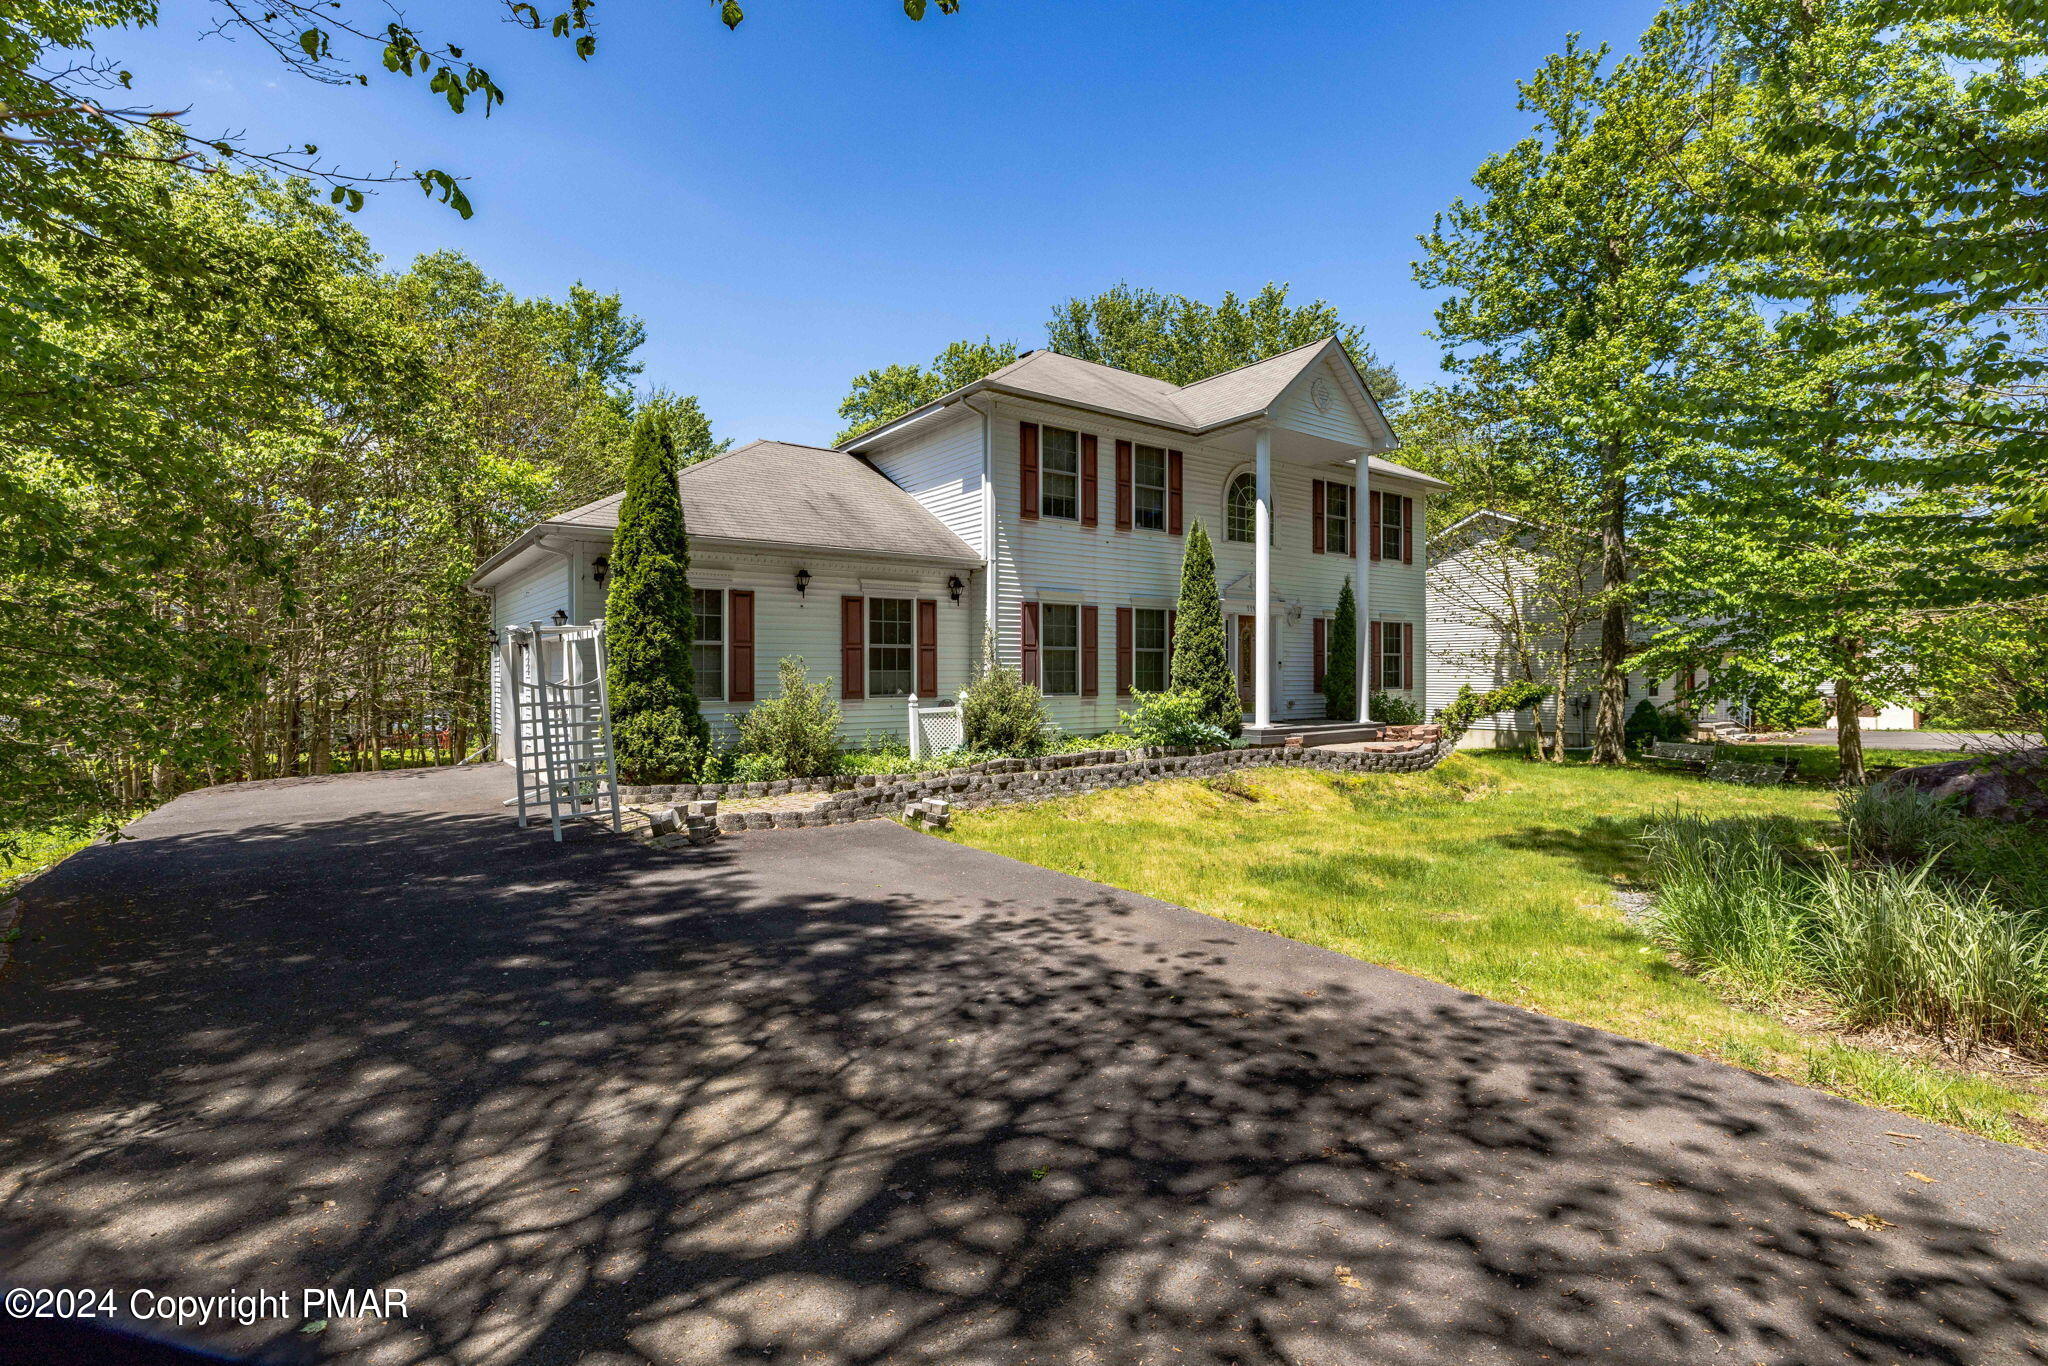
[{"x1": 906, "y1": 695, "x2": 965, "y2": 760}]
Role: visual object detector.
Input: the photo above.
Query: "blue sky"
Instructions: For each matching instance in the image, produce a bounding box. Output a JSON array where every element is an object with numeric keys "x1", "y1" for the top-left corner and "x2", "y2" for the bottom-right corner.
[{"x1": 111, "y1": 0, "x2": 1660, "y2": 447}]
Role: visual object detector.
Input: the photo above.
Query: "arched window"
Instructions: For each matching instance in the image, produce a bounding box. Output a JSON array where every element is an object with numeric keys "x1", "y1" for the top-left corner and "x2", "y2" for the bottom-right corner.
[{"x1": 1225, "y1": 472, "x2": 1258, "y2": 543}]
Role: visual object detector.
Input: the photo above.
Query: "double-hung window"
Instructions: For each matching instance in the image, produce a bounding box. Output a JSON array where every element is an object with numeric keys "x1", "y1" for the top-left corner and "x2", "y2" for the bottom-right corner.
[
  {"x1": 1380, "y1": 491, "x2": 1405, "y2": 561},
  {"x1": 1325, "y1": 483, "x2": 1353, "y2": 555},
  {"x1": 1379, "y1": 621, "x2": 1407, "y2": 691},
  {"x1": 1132, "y1": 445, "x2": 1168, "y2": 531},
  {"x1": 867, "y1": 598, "x2": 914, "y2": 697},
  {"x1": 693, "y1": 588, "x2": 725, "y2": 700},
  {"x1": 1132, "y1": 608, "x2": 1169, "y2": 693},
  {"x1": 1040, "y1": 603, "x2": 1081, "y2": 695},
  {"x1": 1039, "y1": 426, "x2": 1080, "y2": 521}
]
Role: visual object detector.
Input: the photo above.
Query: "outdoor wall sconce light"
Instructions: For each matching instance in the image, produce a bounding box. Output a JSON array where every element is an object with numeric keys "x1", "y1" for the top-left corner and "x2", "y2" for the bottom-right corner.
[
  {"x1": 487, "y1": 628, "x2": 500, "y2": 649},
  {"x1": 795, "y1": 567, "x2": 812, "y2": 599},
  {"x1": 552, "y1": 609, "x2": 569, "y2": 627},
  {"x1": 591, "y1": 555, "x2": 609, "y2": 588},
  {"x1": 947, "y1": 575, "x2": 965, "y2": 603}
]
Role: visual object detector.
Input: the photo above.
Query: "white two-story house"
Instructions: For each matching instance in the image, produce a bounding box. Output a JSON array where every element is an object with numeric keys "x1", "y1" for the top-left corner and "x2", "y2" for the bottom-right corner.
[{"x1": 468, "y1": 337, "x2": 1445, "y2": 753}]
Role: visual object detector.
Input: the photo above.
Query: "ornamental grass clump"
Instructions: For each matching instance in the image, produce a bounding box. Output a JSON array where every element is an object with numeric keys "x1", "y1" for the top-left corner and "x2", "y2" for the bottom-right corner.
[
  {"x1": 1642, "y1": 813, "x2": 1811, "y2": 1000},
  {"x1": 1644, "y1": 807, "x2": 2048, "y2": 1056},
  {"x1": 1808, "y1": 858, "x2": 2048, "y2": 1052}
]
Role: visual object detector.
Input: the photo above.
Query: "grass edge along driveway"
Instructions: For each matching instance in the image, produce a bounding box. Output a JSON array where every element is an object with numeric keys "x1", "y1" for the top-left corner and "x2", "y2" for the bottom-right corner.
[{"x1": 939, "y1": 753, "x2": 2046, "y2": 1146}]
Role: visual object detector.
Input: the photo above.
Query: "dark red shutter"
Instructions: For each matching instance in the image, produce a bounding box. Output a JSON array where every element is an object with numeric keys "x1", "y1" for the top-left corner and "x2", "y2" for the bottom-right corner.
[
  {"x1": 1115, "y1": 607, "x2": 1133, "y2": 695},
  {"x1": 1167, "y1": 449, "x2": 1184, "y2": 535},
  {"x1": 1370, "y1": 490, "x2": 1383, "y2": 563},
  {"x1": 1081, "y1": 434, "x2": 1099, "y2": 528},
  {"x1": 1313, "y1": 616, "x2": 1327, "y2": 691},
  {"x1": 1114, "y1": 440, "x2": 1133, "y2": 531},
  {"x1": 1402, "y1": 496, "x2": 1414, "y2": 565},
  {"x1": 728, "y1": 590, "x2": 756, "y2": 703},
  {"x1": 1081, "y1": 605, "x2": 1099, "y2": 697},
  {"x1": 840, "y1": 596, "x2": 864, "y2": 700},
  {"x1": 1020, "y1": 602, "x2": 1040, "y2": 686},
  {"x1": 916, "y1": 598, "x2": 938, "y2": 697},
  {"x1": 1369, "y1": 620, "x2": 1382, "y2": 691},
  {"x1": 1402, "y1": 622, "x2": 1414, "y2": 690},
  {"x1": 1312, "y1": 479, "x2": 1327, "y2": 554},
  {"x1": 1019, "y1": 422, "x2": 1039, "y2": 521}
]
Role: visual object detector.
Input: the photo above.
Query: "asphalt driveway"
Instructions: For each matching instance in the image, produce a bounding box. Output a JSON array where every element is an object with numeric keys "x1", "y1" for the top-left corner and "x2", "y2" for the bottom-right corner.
[{"x1": 0, "y1": 766, "x2": 2044, "y2": 1365}]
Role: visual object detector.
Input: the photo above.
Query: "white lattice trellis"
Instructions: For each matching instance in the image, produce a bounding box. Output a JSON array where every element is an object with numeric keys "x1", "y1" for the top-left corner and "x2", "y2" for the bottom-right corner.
[{"x1": 907, "y1": 695, "x2": 965, "y2": 759}]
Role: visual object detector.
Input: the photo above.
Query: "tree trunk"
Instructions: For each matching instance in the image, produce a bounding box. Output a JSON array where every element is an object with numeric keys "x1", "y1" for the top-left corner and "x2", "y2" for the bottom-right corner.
[
  {"x1": 1834, "y1": 642, "x2": 1867, "y2": 786},
  {"x1": 1592, "y1": 460, "x2": 1631, "y2": 765}
]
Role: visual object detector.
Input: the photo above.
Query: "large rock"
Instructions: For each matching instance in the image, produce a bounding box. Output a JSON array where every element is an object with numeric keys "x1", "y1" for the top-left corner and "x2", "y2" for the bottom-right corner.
[{"x1": 1879, "y1": 746, "x2": 2048, "y2": 823}]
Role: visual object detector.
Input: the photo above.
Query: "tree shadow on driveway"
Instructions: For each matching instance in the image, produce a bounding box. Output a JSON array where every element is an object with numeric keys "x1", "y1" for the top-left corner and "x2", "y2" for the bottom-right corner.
[{"x1": 0, "y1": 770, "x2": 2043, "y2": 1365}]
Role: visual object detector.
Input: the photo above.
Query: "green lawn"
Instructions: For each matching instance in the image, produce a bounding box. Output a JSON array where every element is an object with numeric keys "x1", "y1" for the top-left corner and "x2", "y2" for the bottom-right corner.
[
  {"x1": 1720, "y1": 741, "x2": 1982, "y2": 783},
  {"x1": 938, "y1": 753, "x2": 2045, "y2": 1145}
]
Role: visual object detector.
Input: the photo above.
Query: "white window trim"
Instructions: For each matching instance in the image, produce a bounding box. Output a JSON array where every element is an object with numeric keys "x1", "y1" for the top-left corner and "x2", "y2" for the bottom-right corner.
[
  {"x1": 694, "y1": 587, "x2": 727, "y2": 702},
  {"x1": 865, "y1": 595, "x2": 918, "y2": 700},
  {"x1": 1325, "y1": 481, "x2": 1354, "y2": 555},
  {"x1": 1131, "y1": 605, "x2": 1170, "y2": 694},
  {"x1": 1038, "y1": 424, "x2": 1082, "y2": 522},
  {"x1": 1131, "y1": 443, "x2": 1169, "y2": 533},
  {"x1": 1379, "y1": 491, "x2": 1406, "y2": 561},
  {"x1": 1039, "y1": 601, "x2": 1082, "y2": 697},
  {"x1": 1224, "y1": 467, "x2": 1257, "y2": 544},
  {"x1": 1376, "y1": 618, "x2": 1411, "y2": 693}
]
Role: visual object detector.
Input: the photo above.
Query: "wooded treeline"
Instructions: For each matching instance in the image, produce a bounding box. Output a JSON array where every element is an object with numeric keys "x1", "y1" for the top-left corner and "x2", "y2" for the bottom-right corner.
[
  {"x1": 1395, "y1": 0, "x2": 2047, "y2": 780},
  {"x1": 1, "y1": 139, "x2": 722, "y2": 837}
]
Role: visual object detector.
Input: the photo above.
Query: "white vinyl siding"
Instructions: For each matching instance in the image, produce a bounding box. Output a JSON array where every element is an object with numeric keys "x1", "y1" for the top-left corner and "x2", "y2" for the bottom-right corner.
[
  {"x1": 860, "y1": 409, "x2": 988, "y2": 555},
  {"x1": 987, "y1": 394, "x2": 1429, "y2": 733}
]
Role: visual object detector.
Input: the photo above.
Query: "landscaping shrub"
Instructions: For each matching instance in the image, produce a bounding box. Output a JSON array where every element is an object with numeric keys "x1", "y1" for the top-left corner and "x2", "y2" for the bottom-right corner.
[
  {"x1": 1170, "y1": 522, "x2": 1238, "y2": 733},
  {"x1": 733, "y1": 656, "x2": 842, "y2": 779},
  {"x1": 961, "y1": 631, "x2": 1052, "y2": 756},
  {"x1": 605, "y1": 409, "x2": 710, "y2": 782},
  {"x1": 1624, "y1": 699, "x2": 1663, "y2": 752},
  {"x1": 1436, "y1": 680, "x2": 1549, "y2": 741},
  {"x1": 1118, "y1": 690, "x2": 1233, "y2": 750},
  {"x1": 1368, "y1": 690, "x2": 1423, "y2": 726},
  {"x1": 1322, "y1": 579, "x2": 1357, "y2": 720}
]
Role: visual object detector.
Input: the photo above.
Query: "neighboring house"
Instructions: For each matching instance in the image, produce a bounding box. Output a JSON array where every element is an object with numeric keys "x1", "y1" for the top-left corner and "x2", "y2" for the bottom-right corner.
[
  {"x1": 467, "y1": 338, "x2": 1445, "y2": 757},
  {"x1": 1427, "y1": 509, "x2": 1742, "y2": 747}
]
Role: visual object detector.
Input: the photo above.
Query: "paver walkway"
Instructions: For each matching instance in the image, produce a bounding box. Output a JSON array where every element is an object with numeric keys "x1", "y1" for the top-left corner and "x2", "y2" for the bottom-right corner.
[{"x1": 0, "y1": 766, "x2": 2044, "y2": 1364}]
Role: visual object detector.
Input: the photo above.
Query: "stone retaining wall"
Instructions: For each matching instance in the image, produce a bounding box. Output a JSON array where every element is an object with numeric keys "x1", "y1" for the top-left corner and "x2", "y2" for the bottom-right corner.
[{"x1": 652, "y1": 736, "x2": 1459, "y2": 834}]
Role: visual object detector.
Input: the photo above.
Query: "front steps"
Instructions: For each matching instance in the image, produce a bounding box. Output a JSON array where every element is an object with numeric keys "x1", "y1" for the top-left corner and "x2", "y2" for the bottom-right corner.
[{"x1": 1239, "y1": 720, "x2": 1388, "y2": 747}]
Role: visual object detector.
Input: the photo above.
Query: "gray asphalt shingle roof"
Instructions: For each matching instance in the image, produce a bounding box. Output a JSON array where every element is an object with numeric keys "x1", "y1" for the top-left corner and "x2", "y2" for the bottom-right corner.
[{"x1": 551, "y1": 440, "x2": 980, "y2": 564}]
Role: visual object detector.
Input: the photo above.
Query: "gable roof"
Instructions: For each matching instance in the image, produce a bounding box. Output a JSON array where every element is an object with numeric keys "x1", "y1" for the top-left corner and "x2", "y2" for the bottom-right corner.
[
  {"x1": 473, "y1": 440, "x2": 980, "y2": 585},
  {"x1": 842, "y1": 336, "x2": 1397, "y2": 451}
]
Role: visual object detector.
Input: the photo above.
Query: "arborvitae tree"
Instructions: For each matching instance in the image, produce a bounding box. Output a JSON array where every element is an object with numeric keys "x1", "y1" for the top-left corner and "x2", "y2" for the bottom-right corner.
[
  {"x1": 1170, "y1": 520, "x2": 1238, "y2": 733},
  {"x1": 605, "y1": 410, "x2": 709, "y2": 781},
  {"x1": 1323, "y1": 578, "x2": 1357, "y2": 720}
]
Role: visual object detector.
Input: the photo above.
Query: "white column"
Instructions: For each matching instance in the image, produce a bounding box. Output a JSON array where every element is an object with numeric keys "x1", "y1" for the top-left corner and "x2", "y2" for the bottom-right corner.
[
  {"x1": 1355, "y1": 458, "x2": 1372, "y2": 724},
  {"x1": 1253, "y1": 427, "x2": 1274, "y2": 731}
]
